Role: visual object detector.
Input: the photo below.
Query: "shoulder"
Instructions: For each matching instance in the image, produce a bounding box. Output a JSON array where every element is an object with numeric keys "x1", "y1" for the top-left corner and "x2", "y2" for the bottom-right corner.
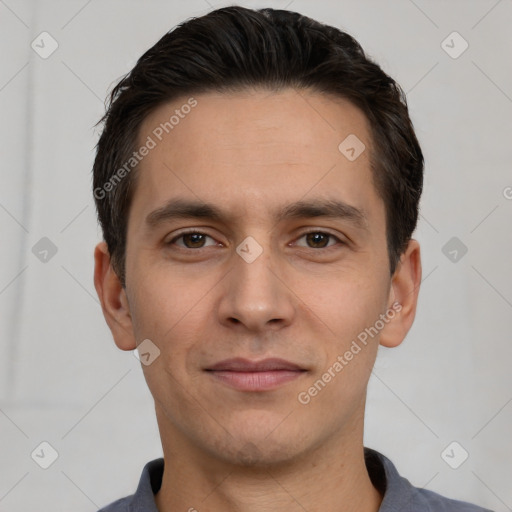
[
  {"x1": 364, "y1": 447, "x2": 495, "y2": 512},
  {"x1": 97, "y1": 495, "x2": 133, "y2": 511},
  {"x1": 96, "y1": 457, "x2": 164, "y2": 511},
  {"x1": 414, "y1": 487, "x2": 494, "y2": 512}
]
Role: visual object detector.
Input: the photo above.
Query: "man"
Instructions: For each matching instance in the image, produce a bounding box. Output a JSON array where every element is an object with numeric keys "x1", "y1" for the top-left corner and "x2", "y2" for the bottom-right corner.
[{"x1": 92, "y1": 6, "x2": 493, "y2": 512}]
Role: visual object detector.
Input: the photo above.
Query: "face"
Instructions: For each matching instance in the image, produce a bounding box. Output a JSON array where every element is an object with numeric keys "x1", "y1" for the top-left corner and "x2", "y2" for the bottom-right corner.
[{"x1": 96, "y1": 87, "x2": 420, "y2": 467}]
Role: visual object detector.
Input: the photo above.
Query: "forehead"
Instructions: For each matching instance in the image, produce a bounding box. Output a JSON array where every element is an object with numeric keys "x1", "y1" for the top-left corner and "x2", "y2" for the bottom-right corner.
[
  {"x1": 129, "y1": 88, "x2": 382, "y2": 231},
  {"x1": 139, "y1": 87, "x2": 370, "y2": 165}
]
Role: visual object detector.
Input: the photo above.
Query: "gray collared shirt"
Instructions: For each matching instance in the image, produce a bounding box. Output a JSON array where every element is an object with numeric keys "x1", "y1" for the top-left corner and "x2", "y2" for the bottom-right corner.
[{"x1": 97, "y1": 447, "x2": 494, "y2": 511}]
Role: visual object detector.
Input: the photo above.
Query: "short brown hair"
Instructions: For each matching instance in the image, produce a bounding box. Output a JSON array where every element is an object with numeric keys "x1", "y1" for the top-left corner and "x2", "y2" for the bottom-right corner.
[{"x1": 93, "y1": 6, "x2": 424, "y2": 287}]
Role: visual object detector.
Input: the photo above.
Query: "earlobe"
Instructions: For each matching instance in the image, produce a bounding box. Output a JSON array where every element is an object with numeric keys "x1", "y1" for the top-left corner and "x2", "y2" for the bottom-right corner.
[
  {"x1": 379, "y1": 239, "x2": 422, "y2": 348},
  {"x1": 93, "y1": 241, "x2": 137, "y2": 351}
]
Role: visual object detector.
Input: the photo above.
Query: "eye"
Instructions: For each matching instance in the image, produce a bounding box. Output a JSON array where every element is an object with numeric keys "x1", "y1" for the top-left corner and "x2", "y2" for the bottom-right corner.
[
  {"x1": 166, "y1": 229, "x2": 344, "y2": 251},
  {"x1": 167, "y1": 230, "x2": 218, "y2": 249},
  {"x1": 294, "y1": 230, "x2": 343, "y2": 249}
]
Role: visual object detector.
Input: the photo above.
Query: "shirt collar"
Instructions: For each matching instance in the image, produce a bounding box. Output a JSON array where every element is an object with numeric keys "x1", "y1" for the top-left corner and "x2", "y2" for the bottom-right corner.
[{"x1": 128, "y1": 447, "x2": 420, "y2": 511}]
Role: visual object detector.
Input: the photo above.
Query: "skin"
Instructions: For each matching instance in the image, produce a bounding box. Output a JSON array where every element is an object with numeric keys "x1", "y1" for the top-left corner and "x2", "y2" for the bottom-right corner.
[{"x1": 94, "y1": 87, "x2": 421, "y2": 512}]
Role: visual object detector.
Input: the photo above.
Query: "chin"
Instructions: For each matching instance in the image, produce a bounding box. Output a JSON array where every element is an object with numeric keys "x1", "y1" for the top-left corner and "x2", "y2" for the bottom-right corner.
[
  {"x1": 205, "y1": 411, "x2": 312, "y2": 468},
  {"x1": 216, "y1": 438, "x2": 302, "y2": 468}
]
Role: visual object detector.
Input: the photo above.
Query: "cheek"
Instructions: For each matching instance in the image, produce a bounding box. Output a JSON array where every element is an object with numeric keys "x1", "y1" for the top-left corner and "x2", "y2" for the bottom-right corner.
[
  {"x1": 298, "y1": 281, "x2": 383, "y2": 406},
  {"x1": 127, "y1": 271, "x2": 215, "y2": 373},
  {"x1": 128, "y1": 264, "x2": 201, "y2": 334},
  {"x1": 296, "y1": 267, "x2": 388, "y2": 340}
]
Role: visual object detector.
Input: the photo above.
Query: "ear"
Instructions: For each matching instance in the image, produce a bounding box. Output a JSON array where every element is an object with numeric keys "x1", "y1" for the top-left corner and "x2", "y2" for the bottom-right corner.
[
  {"x1": 93, "y1": 241, "x2": 137, "y2": 351},
  {"x1": 379, "y1": 238, "x2": 422, "y2": 348}
]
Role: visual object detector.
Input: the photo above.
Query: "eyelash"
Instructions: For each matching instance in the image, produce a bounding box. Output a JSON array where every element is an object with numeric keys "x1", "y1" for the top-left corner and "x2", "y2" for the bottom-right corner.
[{"x1": 167, "y1": 229, "x2": 344, "y2": 251}]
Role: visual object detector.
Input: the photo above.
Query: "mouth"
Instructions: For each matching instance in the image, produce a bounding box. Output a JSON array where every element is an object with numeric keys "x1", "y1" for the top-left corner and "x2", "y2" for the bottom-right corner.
[{"x1": 204, "y1": 358, "x2": 307, "y2": 392}]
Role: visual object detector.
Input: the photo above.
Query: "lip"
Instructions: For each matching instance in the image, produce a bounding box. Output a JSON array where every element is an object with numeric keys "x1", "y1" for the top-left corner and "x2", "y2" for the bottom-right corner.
[
  {"x1": 206, "y1": 357, "x2": 304, "y2": 372},
  {"x1": 205, "y1": 358, "x2": 307, "y2": 391}
]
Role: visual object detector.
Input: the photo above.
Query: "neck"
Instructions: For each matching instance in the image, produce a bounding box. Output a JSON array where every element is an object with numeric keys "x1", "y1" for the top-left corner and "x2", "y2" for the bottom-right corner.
[{"x1": 154, "y1": 408, "x2": 382, "y2": 512}]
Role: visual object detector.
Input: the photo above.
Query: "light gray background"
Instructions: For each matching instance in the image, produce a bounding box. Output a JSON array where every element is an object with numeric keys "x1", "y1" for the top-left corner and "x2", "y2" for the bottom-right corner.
[{"x1": 1, "y1": 0, "x2": 511, "y2": 510}]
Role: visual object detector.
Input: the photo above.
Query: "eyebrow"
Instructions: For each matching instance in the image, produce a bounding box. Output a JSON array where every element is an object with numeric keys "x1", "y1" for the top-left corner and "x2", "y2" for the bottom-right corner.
[{"x1": 145, "y1": 197, "x2": 369, "y2": 231}]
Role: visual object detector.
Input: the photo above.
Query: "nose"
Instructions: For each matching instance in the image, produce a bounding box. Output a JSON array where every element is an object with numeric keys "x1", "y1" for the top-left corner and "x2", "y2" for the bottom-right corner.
[{"x1": 216, "y1": 239, "x2": 295, "y2": 333}]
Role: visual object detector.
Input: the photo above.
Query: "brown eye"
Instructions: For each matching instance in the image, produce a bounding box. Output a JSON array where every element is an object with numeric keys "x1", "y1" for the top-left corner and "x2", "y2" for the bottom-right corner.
[
  {"x1": 168, "y1": 231, "x2": 217, "y2": 249},
  {"x1": 182, "y1": 233, "x2": 207, "y2": 248},
  {"x1": 296, "y1": 231, "x2": 342, "y2": 249}
]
